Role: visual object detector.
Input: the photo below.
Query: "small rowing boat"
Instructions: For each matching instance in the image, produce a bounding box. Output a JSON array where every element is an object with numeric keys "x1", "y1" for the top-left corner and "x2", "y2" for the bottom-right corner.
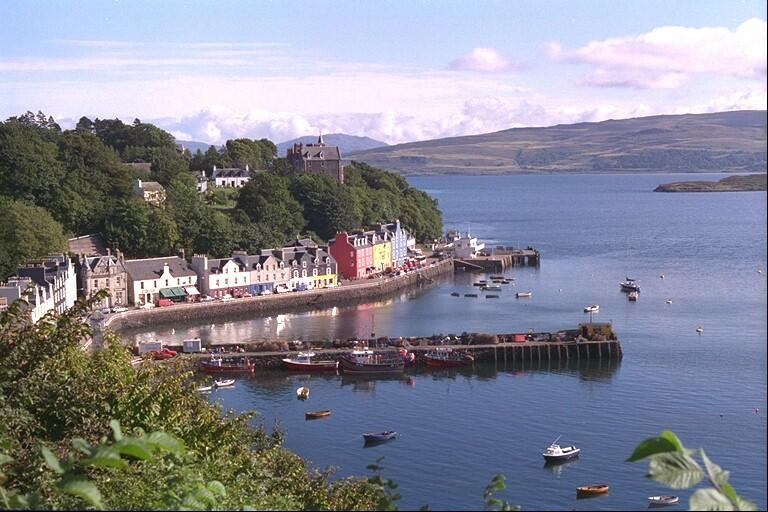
[
  {"x1": 305, "y1": 410, "x2": 331, "y2": 420},
  {"x1": 516, "y1": 291, "x2": 532, "y2": 298},
  {"x1": 214, "y1": 378, "x2": 235, "y2": 388},
  {"x1": 362, "y1": 431, "x2": 397, "y2": 444},
  {"x1": 648, "y1": 495, "x2": 679, "y2": 507},
  {"x1": 576, "y1": 484, "x2": 609, "y2": 497},
  {"x1": 196, "y1": 385, "x2": 213, "y2": 392}
]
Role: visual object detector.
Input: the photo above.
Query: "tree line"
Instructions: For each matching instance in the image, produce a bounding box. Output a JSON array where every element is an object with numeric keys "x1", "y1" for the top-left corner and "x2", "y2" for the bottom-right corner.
[{"x1": 0, "y1": 111, "x2": 442, "y2": 281}]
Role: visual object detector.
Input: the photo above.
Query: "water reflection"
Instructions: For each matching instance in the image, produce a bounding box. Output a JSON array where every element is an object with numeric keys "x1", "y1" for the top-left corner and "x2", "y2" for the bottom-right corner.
[
  {"x1": 340, "y1": 374, "x2": 416, "y2": 392},
  {"x1": 543, "y1": 458, "x2": 579, "y2": 477}
]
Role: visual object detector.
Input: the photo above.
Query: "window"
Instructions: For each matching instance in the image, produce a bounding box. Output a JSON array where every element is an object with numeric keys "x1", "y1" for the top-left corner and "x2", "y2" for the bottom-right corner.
[
  {"x1": 106, "y1": 278, "x2": 110, "y2": 287},
  {"x1": 140, "y1": 282, "x2": 144, "y2": 290},
  {"x1": 94, "y1": 279, "x2": 99, "y2": 288},
  {"x1": 302, "y1": 270, "x2": 307, "y2": 278},
  {"x1": 216, "y1": 279, "x2": 220, "y2": 286},
  {"x1": 312, "y1": 269, "x2": 317, "y2": 276},
  {"x1": 165, "y1": 279, "x2": 169, "y2": 287},
  {"x1": 302, "y1": 261, "x2": 307, "y2": 268},
  {"x1": 293, "y1": 271, "x2": 298, "y2": 278},
  {"x1": 153, "y1": 281, "x2": 157, "y2": 288},
  {"x1": 116, "y1": 277, "x2": 120, "y2": 285}
]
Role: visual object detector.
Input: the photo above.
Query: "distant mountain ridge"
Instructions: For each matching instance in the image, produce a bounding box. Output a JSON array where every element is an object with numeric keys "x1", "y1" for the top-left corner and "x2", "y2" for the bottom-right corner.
[
  {"x1": 176, "y1": 140, "x2": 214, "y2": 153},
  {"x1": 347, "y1": 110, "x2": 767, "y2": 175},
  {"x1": 276, "y1": 133, "x2": 387, "y2": 157}
]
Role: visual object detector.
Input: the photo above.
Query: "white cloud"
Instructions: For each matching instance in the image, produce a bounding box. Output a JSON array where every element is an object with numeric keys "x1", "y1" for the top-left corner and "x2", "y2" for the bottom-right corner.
[
  {"x1": 549, "y1": 17, "x2": 767, "y2": 89},
  {"x1": 450, "y1": 48, "x2": 518, "y2": 72}
]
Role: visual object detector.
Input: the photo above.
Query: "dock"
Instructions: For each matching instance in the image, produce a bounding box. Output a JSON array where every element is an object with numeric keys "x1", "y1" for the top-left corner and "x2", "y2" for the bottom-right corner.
[{"x1": 454, "y1": 246, "x2": 540, "y2": 273}]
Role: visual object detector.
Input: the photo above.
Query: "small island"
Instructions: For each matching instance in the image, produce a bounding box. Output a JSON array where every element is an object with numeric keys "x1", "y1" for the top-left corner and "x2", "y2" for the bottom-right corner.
[{"x1": 654, "y1": 174, "x2": 767, "y2": 192}]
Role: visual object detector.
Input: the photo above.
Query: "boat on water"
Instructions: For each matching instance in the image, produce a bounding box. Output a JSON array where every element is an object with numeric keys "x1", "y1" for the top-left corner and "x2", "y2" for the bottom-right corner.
[
  {"x1": 338, "y1": 349, "x2": 405, "y2": 375},
  {"x1": 628, "y1": 291, "x2": 639, "y2": 301},
  {"x1": 363, "y1": 431, "x2": 398, "y2": 444},
  {"x1": 648, "y1": 495, "x2": 679, "y2": 507},
  {"x1": 576, "y1": 484, "x2": 609, "y2": 497},
  {"x1": 296, "y1": 386, "x2": 310, "y2": 400},
  {"x1": 196, "y1": 384, "x2": 213, "y2": 392},
  {"x1": 464, "y1": 293, "x2": 478, "y2": 298},
  {"x1": 214, "y1": 378, "x2": 235, "y2": 388},
  {"x1": 486, "y1": 294, "x2": 499, "y2": 298},
  {"x1": 490, "y1": 275, "x2": 505, "y2": 280},
  {"x1": 620, "y1": 277, "x2": 641, "y2": 292},
  {"x1": 451, "y1": 292, "x2": 461, "y2": 296},
  {"x1": 281, "y1": 351, "x2": 339, "y2": 372},
  {"x1": 542, "y1": 436, "x2": 580, "y2": 462},
  {"x1": 199, "y1": 356, "x2": 255, "y2": 375},
  {"x1": 516, "y1": 291, "x2": 532, "y2": 298},
  {"x1": 583, "y1": 304, "x2": 600, "y2": 313},
  {"x1": 424, "y1": 348, "x2": 474, "y2": 368},
  {"x1": 482, "y1": 284, "x2": 502, "y2": 291},
  {"x1": 305, "y1": 410, "x2": 331, "y2": 420}
]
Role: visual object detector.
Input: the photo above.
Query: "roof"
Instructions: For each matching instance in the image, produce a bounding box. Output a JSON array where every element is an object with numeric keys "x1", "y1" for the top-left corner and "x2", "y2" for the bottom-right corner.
[
  {"x1": 124, "y1": 257, "x2": 196, "y2": 281},
  {"x1": 84, "y1": 255, "x2": 125, "y2": 272},
  {"x1": 300, "y1": 146, "x2": 341, "y2": 160},
  {"x1": 68, "y1": 234, "x2": 107, "y2": 256},
  {"x1": 212, "y1": 168, "x2": 249, "y2": 179},
  {"x1": 138, "y1": 181, "x2": 164, "y2": 192}
]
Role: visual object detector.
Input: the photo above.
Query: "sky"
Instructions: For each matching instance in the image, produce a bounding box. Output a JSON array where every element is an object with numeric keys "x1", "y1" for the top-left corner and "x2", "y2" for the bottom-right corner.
[{"x1": 1, "y1": 0, "x2": 766, "y2": 145}]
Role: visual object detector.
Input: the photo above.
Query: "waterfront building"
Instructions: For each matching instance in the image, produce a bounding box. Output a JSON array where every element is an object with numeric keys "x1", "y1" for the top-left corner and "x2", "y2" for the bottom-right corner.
[
  {"x1": 77, "y1": 249, "x2": 128, "y2": 309},
  {"x1": 125, "y1": 256, "x2": 199, "y2": 306},
  {"x1": 368, "y1": 230, "x2": 392, "y2": 272},
  {"x1": 231, "y1": 251, "x2": 288, "y2": 295},
  {"x1": 211, "y1": 165, "x2": 251, "y2": 188},
  {"x1": 190, "y1": 255, "x2": 251, "y2": 298},
  {"x1": 453, "y1": 231, "x2": 485, "y2": 258},
  {"x1": 0, "y1": 276, "x2": 54, "y2": 322},
  {"x1": 132, "y1": 178, "x2": 166, "y2": 205},
  {"x1": 286, "y1": 134, "x2": 344, "y2": 183},
  {"x1": 17, "y1": 254, "x2": 77, "y2": 314},
  {"x1": 280, "y1": 244, "x2": 337, "y2": 291},
  {"x1": 372, "y1": 220, "x2": 409, "y2": 268},
  {"x1": 329, "y1": 231, "x2": 374, "y2": 280}
]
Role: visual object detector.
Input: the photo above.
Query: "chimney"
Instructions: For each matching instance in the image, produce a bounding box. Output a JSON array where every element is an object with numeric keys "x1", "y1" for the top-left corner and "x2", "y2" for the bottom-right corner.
[
  {"x1": 245, "y1": 164, "x2": 249, "y2": 172},
  {"x1": 107, "y1": 247, "x2": 111, "y2": 256}
]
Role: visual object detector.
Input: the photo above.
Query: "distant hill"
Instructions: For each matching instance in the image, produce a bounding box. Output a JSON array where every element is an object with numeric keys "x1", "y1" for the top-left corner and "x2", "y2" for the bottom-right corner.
[
  {"x1": 176, "y1": 140, "x2": 214, "y2": 153},
  {"x1": 276, "y1": 134, "x2": 387, "y2": 157},
  {"x1": 347, "y1": 110, "x2": 767, "y2": 175},
  {"x1": 654, "y1": 173, "x2": 767, "y2": 192}
]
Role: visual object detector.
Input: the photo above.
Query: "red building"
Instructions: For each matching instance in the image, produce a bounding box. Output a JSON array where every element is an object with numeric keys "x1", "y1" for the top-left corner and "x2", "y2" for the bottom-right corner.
[{"x1": 329, "y1": 232, "x2": 373, "y2": 280}]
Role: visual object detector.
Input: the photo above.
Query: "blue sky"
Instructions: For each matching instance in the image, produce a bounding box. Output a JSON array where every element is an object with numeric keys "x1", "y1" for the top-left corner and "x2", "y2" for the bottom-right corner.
[{"x1": 1, "y1": 0, "x2": 766, "y2": 144}]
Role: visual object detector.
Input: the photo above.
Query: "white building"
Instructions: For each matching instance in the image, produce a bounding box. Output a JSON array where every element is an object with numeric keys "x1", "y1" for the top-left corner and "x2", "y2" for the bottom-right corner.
[
  {"x1": 0, "y1": 276, "x2": 55, "y2": 323},
  {"x1": 212, "y1": 165, "x2": 251, "y2": 188},
  {"x1": 124, "y1": 256, "x2": 199, "y2": 306},
  {"x1": 190, "y1": 255, "x2": 251, "y2": 298},
  {"x1": 453, "y1": 232, "x2": 485, "y2": 258},
  {"x1": 196, "y1": 170, "x2": 208, "y2": 193}
]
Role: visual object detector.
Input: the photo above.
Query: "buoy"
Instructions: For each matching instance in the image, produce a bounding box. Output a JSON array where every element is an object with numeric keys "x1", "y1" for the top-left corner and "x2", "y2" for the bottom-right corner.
[
  {"x1": 660, "y1": 274, "x2": 665, "y2": 279},
  {"x1": 666, "y1": 299, "x2": 672, "y2": 304},
  {"x1": 755, "y1": 407, "x2": 760, "y2": 415}
]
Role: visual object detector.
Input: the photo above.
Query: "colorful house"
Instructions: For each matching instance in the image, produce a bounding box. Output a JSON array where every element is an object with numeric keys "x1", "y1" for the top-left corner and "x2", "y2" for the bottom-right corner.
[
  {"x1": 373, "y1": 220, "x2": 409, "y2": 268},
  {"x1": 125, "y1": 256, "x2": 199, "y2": 306},
  {"x1": 329, "y1": 231, "x2": 375, "y2": 280}
]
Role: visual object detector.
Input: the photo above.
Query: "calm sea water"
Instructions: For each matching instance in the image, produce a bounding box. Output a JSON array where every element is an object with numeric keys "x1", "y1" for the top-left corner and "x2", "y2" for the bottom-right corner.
[{"x1": 123, "y1": 173, "x2": 767, "y2": 511}]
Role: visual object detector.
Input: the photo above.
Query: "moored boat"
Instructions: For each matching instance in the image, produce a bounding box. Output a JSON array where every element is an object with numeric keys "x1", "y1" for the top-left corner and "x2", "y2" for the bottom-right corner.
[
  {"x1": 648, "y1": 495, "x2": 679, "y2": 507},
  {"x1": 542, "y1": 436, "x2": 580, "y2": 462},
  {"x1": 199, "y1": 356, "x2": 255, "y2": 375},
  {"x1": 214, "y1": 378, "x2": 235, "y2": 388},
  {"x1": 282, "y1": 351, "x2": 338, "y2": 372},
  {"x1": 196, "y1": 384, "x2": 213, "y2": 392},
  {"x1": 516, "y1": 291, "x2": 532, "y2": 298},
  {"x1": 338, "y1": 350, "x2": 405, "y2": 375},
  {"x1": 424, "y1": 348, "x2": 474, "y2": 368},
  {"x1": 481, "y1": 284, "x2": 502, "y2": 291},
  {"x1": 305, "y1": 410, "x2": 331, "y2": 420},
  {"x1": 576, "y1": 484, "x2": 609, "y2": 497},
  {"x1": 583, "y1": 304, "x2": 599, "y2": 313},
  {"x1": 296, "y1": 386, "x2": 310, "y2": 400},
  {"x1": 363, "y1": 431, "x2": 398, "y2": 444},
  {"x1": 620, "y1": 277, "x2": 641, "y2": 292}
]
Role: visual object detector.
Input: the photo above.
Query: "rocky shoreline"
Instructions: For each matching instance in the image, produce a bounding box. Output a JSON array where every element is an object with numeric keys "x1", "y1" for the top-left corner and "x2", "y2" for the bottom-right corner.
[{"x1": 654, "y1": 173, "x2": 766, "y2": 192}]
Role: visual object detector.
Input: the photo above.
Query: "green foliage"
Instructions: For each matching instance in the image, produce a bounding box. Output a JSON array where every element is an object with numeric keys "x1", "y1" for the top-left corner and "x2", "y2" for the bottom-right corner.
[
  {"x1": 483, "y1": 474, "x2": 520, "y2": 511},
  {"x1": 628, "y1": 431, "x2": 758, "y2": 510},
  {"x1": 237, "y1": 172, "x2": 306, "y2": 243},
  {"x1": 0, "y1": 198, "x2": 68, "y2": 281}
]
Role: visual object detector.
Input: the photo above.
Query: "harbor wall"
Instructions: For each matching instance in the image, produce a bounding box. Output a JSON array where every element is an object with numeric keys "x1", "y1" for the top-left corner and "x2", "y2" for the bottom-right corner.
[{"x1": 105, "y1": 258, "x2": 453, "y2": 332}]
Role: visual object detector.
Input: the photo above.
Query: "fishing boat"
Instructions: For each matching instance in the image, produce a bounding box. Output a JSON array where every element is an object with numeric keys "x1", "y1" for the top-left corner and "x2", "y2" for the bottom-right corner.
[
  {"x1": 214, "y1": 378, "x2": 235, "y2": 388},
  {"x1": 542, "y1": 436, "x2": 580, "y2": 462},
  {"x1": 628, "y1": 291, "x2": 639, "y2": 301},
  {"x1": 516, "y1": 291, "x2": 532, "y2": 298},
  {"x1": 424, "y1": 348, "x2": 474, "y2": 368},
  {"x1": 305, "y1": 410, "x2": 331, "y2": 420},
  {"x1": 338, "y1": 350, "x2": 405, "y2": 375},
  {"x1": 482, "y1": 284, "x2": 502, "y2": 291},
  {"x1": 195, "y1": 384, "x2": 213, "y2": 392},
  {"x1": 363, "y1": 431, "x2": 398, "y2": 444},
  {"x1": 620, "y1": 277, "x2": 641, "y2": 292},
  {"x1": 583, "y1": 304, "x2": 599, "y2": 313},
  {"x1": 199, "y1": 356, "x2": 255, "y2": 375},
  {"x1": 296, "y1": 386, "x2": 310, "y2": 400},
  {"x1": 648, "y1": 495, "x2": 679, "y2": 507},
  {"x1": 282, "y1": 351, "x2": 338, "y2": 372},
  {"x1": 576, "y1": 484, "x2": 609, "y2": 497}
]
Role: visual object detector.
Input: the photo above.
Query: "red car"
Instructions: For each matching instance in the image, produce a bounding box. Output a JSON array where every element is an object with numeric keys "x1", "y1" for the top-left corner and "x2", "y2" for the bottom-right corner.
[{"x1": 149, "y1": 348, "x2": 177, "y2": 360}]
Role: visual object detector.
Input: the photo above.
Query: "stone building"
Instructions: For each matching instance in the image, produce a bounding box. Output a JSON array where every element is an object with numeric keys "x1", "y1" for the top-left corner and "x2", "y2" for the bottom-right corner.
[
  {"x1": 77, "y1": 249, "x2": 128, "y2": 309},
  {"x1": 286, "y1": 134, "x2": 344, "y2": 183}
]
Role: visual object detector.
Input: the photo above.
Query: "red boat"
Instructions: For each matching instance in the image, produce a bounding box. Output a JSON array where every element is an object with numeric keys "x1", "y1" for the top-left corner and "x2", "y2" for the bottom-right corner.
[
  {"x1": 282, "y1": 352, "x2": 338, "y2": 372},
  {"x1": 199, "y1": 356, "x2": 255, "y2": 375},
  {"x1": 423, "y1": 348, "x2": 474, "y2": 368}
]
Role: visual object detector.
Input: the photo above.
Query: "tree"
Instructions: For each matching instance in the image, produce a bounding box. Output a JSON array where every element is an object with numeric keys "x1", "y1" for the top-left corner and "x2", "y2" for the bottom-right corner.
[
  {"x1": 0, "y1": 198, "x2": 68, "y2": 281},
  {"x1": 237, "y1": 173, "x2": 306, "y2": 244}
]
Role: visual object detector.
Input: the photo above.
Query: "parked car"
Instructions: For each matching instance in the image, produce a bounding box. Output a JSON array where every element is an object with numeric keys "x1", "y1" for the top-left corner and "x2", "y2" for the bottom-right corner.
[
  {"x1": 219, "y1": 295, "x2": 233, "y2": 302},
  {"x1": 259, "y1": 290, "x2": 272, "y2": 296},
  {"x1": 200, "y1": 295, "x2": 215, "y2": 302},
  {"x1": 157, "y1": 298, "x2": 174, "y2": 307},
  {"x1": 112, "y1": 306, "x2": 128, "y2": 313},
  {"x1": 100, "y1": 308, "x2": 111, "y2": 315},
  {"x1": 139, "y1": 302, "x2": 155, "y2": 310},
  {"x1": 241, "y1": 291, "x2": 252, "y2": 298}
]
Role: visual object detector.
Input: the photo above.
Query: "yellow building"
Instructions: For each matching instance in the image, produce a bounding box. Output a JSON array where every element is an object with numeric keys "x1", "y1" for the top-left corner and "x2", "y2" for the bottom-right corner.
[
  {"x1": 312, "y1": 272, "x2": 338, "y2": 289},
  {"x1": 372, "y1": 239, "x2": 392, "y2": 272}
]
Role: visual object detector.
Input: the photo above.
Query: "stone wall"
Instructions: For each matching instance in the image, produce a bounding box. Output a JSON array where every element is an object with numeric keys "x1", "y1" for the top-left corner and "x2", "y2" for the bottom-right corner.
[{"x1": 105, "y1": 259, "x2": 453, "y2": 331}]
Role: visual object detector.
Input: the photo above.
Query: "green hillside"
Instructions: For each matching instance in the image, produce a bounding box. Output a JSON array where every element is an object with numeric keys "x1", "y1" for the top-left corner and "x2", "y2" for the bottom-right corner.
[{"x1": 348, "y1": 110, "x2": 767, "y2": 175}]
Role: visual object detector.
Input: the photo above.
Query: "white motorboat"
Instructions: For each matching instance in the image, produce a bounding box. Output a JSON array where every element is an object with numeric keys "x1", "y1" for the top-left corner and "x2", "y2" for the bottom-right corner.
[
  {"x1": 648, "y1": 495, "x2": 679, "y2": 507},
  {"x1": 516, "y1": 291, "x2": 532, "y2": 298},
  {"x1": 583, "y1": 305, "x2": 599, "y2": 313},
  {"x1": 482, "y1": 284, "x2": 502, "y2": 292},
  {"x1": 214, "y1": 378, "x2": 235, "y2": 388},
  {"x1": 542, "y1": 436, "x2": 580, "y2": 462},
  {"x1": 196, "y1": 385, "x2": 213, "y2": 392},
  {"x1": 296, "y1": 386, "x2": 310, "y2": 400},
  {"x1": 620, "y1": 277, "x2": 641, "y2": 292}
]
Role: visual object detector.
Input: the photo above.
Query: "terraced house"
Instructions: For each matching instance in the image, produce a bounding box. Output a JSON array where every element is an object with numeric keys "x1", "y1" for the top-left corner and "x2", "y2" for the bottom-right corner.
[
  {"x1": 372, "y1": 220, "x2": 409, "y2": 268},
  {"x1": 191, "y1": 255, "x2": 251, "y2": 298},
  {"x1": 124, "y1": 256, "x2": 199, "y2": 306},
  {"x1": 329, "y1": 231, "x2": 374, "y2": 280},
  {"x1": 280, "y1": 243, "x2": 338, "y2": 291},
  {"x1": 231, "y1": 251, "x2": 289, "y2": 295}
]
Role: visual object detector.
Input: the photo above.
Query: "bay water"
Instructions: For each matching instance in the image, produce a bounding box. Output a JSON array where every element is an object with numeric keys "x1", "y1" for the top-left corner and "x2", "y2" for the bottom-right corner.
[{"x1": 123, "y1": 173, "x2": 767, "y2": 510}]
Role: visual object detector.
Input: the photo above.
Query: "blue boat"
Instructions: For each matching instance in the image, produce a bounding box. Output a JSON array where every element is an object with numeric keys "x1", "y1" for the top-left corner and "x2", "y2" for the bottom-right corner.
[{"x1": 363, "y1": 431, "x2": 398, "y2": 444}]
